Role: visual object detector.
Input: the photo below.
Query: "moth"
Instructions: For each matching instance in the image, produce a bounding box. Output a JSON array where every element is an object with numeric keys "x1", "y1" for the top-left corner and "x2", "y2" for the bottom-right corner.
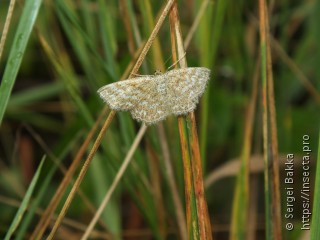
[{"x1": 98, "y1": 67, "x2": 210, "y2": 124}]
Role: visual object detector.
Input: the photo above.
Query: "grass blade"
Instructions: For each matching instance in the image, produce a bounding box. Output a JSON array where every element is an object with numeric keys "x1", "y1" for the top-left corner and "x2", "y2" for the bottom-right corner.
[
  {"x1": 310, "y1": 129, "x2": 320, "y2": 240},
  {"x1": 0, "y1": 0, "x2": 43, "y2": 125},
  {"x1": 170, "y1": 3, "x2": 212, "y2": 238},
  {"x1": 230, "y1": 59, "x2": 259, "y2": 240},
  {"x1": 259, "y1": 0, "x2": 282, "y2": 239},
  {"x1": 4, "y1": 157, "x2": 45, "y2": 240},
  {"x1": 0, "y1": 0, "x2": 16, "y2": 60}
]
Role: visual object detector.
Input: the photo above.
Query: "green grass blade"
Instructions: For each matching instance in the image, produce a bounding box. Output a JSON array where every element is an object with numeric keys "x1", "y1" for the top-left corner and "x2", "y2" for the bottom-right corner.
[
  {"x1": 97, "y1": 0, "x2": 119, "y2": 80},
  {"x1": 88, "y1": 153, "x2": 121, "y2": 238},
  {"x1": 179, "y1": 118, "x2": 200, "y2": 239},
  {"x1": 310, "y1": 129, "x2": 320, "y2": 240},
  {"x1": 4, "y1": 157, "x2": 45, "y2": 240},
  {"x1": 0, "y1": 0, "x2": 43, "y2": 126},
  {"x1": 8, "y1": 81, "x2": 65, "y2": 107},
  {"x1": 198, "y1": 0, "x2": 228, "y2": 169},
  {"x1": 14, "y1": 124, "x2": 83, "y2": 239}
]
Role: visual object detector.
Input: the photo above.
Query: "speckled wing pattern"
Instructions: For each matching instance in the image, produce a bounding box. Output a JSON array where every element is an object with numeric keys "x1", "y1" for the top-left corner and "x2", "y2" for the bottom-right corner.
[{"x1": 97, "y1": 67, "x2": 210, "y2": 124}]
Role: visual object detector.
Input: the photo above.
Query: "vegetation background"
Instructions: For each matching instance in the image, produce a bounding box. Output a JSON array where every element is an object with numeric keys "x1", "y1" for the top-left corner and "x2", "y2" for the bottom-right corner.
[{"x1": 0, "y1": 0, "x2": 319, "y2": 239}]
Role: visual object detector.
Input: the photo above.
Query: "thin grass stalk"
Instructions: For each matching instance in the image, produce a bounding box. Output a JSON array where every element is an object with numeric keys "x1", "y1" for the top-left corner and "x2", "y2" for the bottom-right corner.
[
  {"x1": 140, "y1": 0, "x2": 164, "y2": 69},
  {"x1": 198, "y1": 0, "x2": 225, "y2": 167},
  {"x1": 119, "y1": 0, "x2": 136, "y2": 56},
  {"x1": 31, "y1": 32, "x2": 106, "y2": 239},
  {"x1": 247, "y1": 177, "x2": 259, "y2": 240},
  {"x1": 81, "y1": 124, "x2": 148, "y2": 240},
  {"x1": 184, "y1": 0, "x2": 210, "y2": 50},
  {"x1": 0, "y1": 194, "x2": 112, "y2": 239},
  {"x1": 14, "y1": 130, "x2": 86, "y2": 238},
  {"x1": 97, "y1": 0, "x2": 118, "y2": 81},
  {"x1": 310, "y1": 130, "x2": 320, "y2": 240},
  {"x1": 124, "y1": 0, "x2": 143, "y2": 53},
  {"x1": 187, "y1": 113, "x2": 213, "y2": 239},
  {"x1": 178, "y1": 117, "x2": 197, "y2": 237},
  {"x1": 37, "y1": 32, "x2": 93, "y2": 125},
  {"x1": 169, "y1": 4, "x2": 198, "y2": 238},
  {"x1": 146, "y1": 141, "x2": 166, "y2": 237},
  {"x1": 128, "y1": 0, "x2": 175, "y2": 79},
  {"x1": 45, "y1": 1, "x2": 176, "y2": 238},
  {"x1": 4, "y1": 158, "x2": 44, "y2": 240},
  {"x1": 270, "y1": 38, "x2": 320, "y2": 105},
  {"x1": 157, "y1": 124, "x2": 187, "y2": 240},
  {"x1": 138, "y1": 4, "x2": 168, "y2": 235},
  {"x1": 248, "y1": 14, "x2": 320, "y2": 105},
  {"x1": 31, "y1": 106, "x2": 108, "y2": 239},
  {"x1": 258, "y1": 0, "x2": 271, "y2": 238},
  {"x1": 79, "y1": 0, "x2": 95, "y2": 42},
  {"x1": 32, "y1": 42, "x2": 144, "y2": 239},
  {"x1": 259, "y1": 0, "x2": 282, "y2": 239},
  {"x1": 54, "y1": 0, "x2": 111, "y2": 85},
  {"x1": 46, "y1": 111, "x2": 116, "y2": 239},
  {"x1": 245, "y1": 60, "x2": 260, "y2": 240},
  {"x1": 24, "y1": 124, "x2": 109, "y2": 227},
  {"x1": 0, "y1": 0, "x2": 43, "y2": 125},
  {"x1": 197, "y1": 1, "x2": 212, "y2": 168},
  {"x1": 265, "y1": 8, "x2": 282, "y2": 240},
  {"x1": 170, "y1": 2, "x2": 212, "y2": 239},
  {"x1": 0, "y1": 0, "x2": 16, "y2": 60},
  {"x1": 230, "y1": 58, "x2": 260, "y2": 240},
  {"x1": 174, "y1": 8, "x2": 213, "y2": 240},
  {"x1": 124, "y1": 0, "x2": 150, "y2": 77}
]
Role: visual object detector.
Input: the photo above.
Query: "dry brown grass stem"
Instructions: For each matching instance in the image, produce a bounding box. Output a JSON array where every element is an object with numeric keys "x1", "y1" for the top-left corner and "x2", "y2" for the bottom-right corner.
[
  {"x1": 249, "y1": 13, "x2": 320, "y2": 105},
  {"x1": 46, "y1": 110, "x2": 116, "y2": 239},
  {"x1": 177, "y1": 117, "x2": 193, "y2": 231},
  {"x1": 184, "y1": 0, "x2": 211, "y2": 49},
  {"x1": 169, "y1": 3, "x2": 193, "y2": 237},
  {"x1": 259, "y1": 4, "x2": 270, "y2": 240},
  {"x1": 32, "y1": 41, "x2": 145, "y2": 240},
  {"x1": 30, "y1": 107, "x2": 109, "y2": 239},
  {"x1": 0, "y1": 0, "x2": 16, "y2": 60},
  {"x1": 45, "y1": 0, "x2": 176, "y2": 238},
  {"x1": 157, "y1": 123, "x2": 187, "y2": 240},
  {"x1": 170, "y1": 2, "x2": 213, "y2": 239},
  {"x1": 266, "y1": 13, "x2": 282, "y2": 240},
  {"x1": 230, "y1": 56, "x2": 260, "y2": 240},
  {"x1": 188, "y1": 112, "x2": 213, "y2": 240},
  {"x1": 270, "y1": 38, "x2": 320, "y2": 104},
  {"x1": 128, "y1": 0, "x2": 176, "y2": 78},
  {"x1": 204, "y1": 155, "x2": 263, "y2": 188},
  {"x1": 204, "y1": 154, "x2": 294, "y2": 188},
  {"x1": 81, "y1": 124, "x2": 148, "y2": 240},
  {"x1": 119, "y1": 0, "x2": 136, "y2": 55},
  {"x1": 0, "y1": 195, "x2": 112, "y2": 239},
  {"x1": 259, "y1": 0, "x2": 282, "y2": 238}
]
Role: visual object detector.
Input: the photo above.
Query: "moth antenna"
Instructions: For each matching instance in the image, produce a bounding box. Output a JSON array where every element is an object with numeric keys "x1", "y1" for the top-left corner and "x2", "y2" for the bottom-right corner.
[{"x1": 167, "y1": 52, "x2": 187, "y2": 70}]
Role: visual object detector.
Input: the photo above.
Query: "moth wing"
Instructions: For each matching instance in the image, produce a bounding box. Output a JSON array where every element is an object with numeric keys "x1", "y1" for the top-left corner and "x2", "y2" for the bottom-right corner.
[
  {"x1": 98, "y1": 76, "x2": 170, "y2": 124},
  {"x1": 130, "y1": 97, "x2": 169, "y2": 125},
  {"x1": 166, "y1": 67, "x2": 210, "y2": 115},
  {"x1": 129, "y1": 77, "x2": 170, "y2": 124},
  {"x1": 98, "y1": 78, "x2": 152, "y2": 111}
]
